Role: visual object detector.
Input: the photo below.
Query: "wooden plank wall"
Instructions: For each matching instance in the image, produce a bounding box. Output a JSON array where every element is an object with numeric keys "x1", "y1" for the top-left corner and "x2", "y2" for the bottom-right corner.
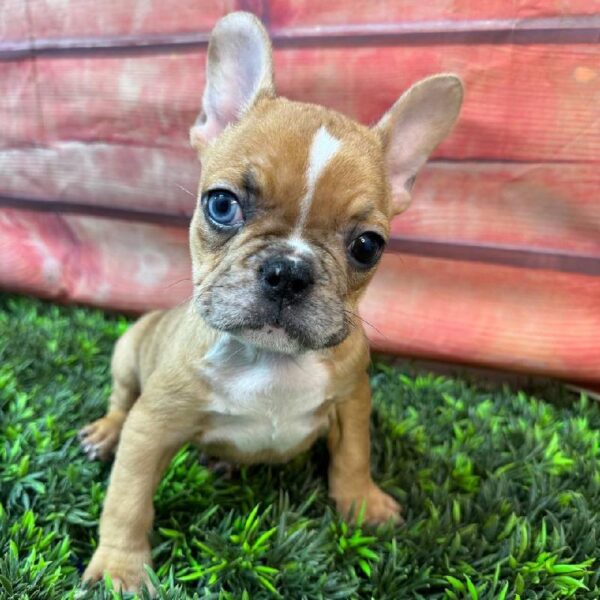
[{"x1": 1, "y1": 1, "x2": 599, "y2": 382}]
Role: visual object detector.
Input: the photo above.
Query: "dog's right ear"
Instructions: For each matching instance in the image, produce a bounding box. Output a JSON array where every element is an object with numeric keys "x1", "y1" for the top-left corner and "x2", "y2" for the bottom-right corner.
[{"x1": 190, "y1": 12, "x2": 275, "y2": 153}]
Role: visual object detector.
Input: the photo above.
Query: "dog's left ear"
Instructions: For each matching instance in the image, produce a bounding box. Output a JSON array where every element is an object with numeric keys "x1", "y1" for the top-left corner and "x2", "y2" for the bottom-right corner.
[
  {"x1": 190, "y1": 12, "x2": 275, "y2": 153},
  {"x1": 375, "y1": 74, "x2": 463, "y2": 215}
]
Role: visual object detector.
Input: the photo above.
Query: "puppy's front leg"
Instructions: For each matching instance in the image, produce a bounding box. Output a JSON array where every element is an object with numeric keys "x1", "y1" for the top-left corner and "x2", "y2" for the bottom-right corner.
[
  {"x1": 328, "y1": 373, "x2": 402, "y2": 525},
  {"x1": 83, "y1": 399, "x2": 195, "y2": 594}
]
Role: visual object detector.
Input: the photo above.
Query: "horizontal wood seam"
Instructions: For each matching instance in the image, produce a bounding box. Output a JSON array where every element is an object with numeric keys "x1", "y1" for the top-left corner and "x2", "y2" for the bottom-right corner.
[
  {"x1": 2, "y1": 195, "x2": 599, "y2": 276},
  {"x1": 1, "y1": 15, "x2": 599, "y2": 61},
  {"x1": 2, "y1": 143, "x2": 597, "y2": 166}
]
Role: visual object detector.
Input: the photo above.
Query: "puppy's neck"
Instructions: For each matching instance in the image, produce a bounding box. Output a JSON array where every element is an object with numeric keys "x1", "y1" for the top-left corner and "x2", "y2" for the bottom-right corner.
[{"x1": 203, "y1": 332, "x2": 317, "y2": 371}]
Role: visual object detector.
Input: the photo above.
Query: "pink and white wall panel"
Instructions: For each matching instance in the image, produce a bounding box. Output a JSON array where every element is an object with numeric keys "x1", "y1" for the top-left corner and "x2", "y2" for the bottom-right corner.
[{"x1": 1, "y1": 0, "x2": 599, "y2": 382}]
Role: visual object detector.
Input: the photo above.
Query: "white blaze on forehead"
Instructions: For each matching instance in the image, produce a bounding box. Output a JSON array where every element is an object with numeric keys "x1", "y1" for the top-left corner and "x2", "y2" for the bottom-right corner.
[
  {"x1": 286, "y1": 236, "x2": 315, "y2": 258},
  {"x1": 294, "y1": 125, "x2": 341, "y2": 233}
]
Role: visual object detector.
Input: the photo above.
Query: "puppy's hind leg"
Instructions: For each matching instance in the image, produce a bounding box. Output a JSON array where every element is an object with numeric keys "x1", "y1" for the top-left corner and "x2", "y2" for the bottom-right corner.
[{"x1": 79, "y1": 329, "x2": 141, "y2": 461}]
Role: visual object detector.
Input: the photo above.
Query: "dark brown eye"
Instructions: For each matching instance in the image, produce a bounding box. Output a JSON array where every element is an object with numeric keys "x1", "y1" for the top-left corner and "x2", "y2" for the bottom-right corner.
[{"x1": 348, "y1": 232, "x2": 385, "y2": 268}]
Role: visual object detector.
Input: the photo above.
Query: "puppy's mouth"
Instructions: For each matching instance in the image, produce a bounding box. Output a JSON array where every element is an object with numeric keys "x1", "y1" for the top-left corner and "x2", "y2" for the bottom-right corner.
[
  {"x1": 228, "y1": 313, "x2": 347, "y2": 354},
  {"x1": 198, "y1": 298, "x2": 348, "y2": 354}
]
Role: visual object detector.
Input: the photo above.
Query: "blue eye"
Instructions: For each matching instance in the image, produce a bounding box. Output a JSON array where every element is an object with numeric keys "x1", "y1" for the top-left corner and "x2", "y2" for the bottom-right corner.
[{"x1": 204, "y1": 190, "x2": 244, "y2": 228}]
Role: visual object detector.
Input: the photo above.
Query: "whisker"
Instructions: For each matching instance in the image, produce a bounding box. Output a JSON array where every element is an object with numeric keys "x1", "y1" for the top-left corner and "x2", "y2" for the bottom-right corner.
[
  {"x1": 343, "y1": 309, "x2": 389, "y2": 341},
  {"x1": 173, "y1": 294, "x2": 194, "y2": 309},
  {"x1": 290, "y1": 354, "x2": 310, "y2": 375},
  {"x1": 343, "y1": 312, "x2": 358, "y2": 330},
  {"x1": 164, "y1": 277, "x2": 192, "y2": 290},
  {"x1": 222, "y1": 344, "x2": 247, "y2": 364},
  {"x1": 176, "y1": 184, "x2": 197, "y2": 198}
]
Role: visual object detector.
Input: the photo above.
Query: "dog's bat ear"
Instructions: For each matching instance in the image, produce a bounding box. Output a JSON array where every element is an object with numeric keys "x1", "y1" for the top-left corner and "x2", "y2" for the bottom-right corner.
[
  {"x1": 190, "y1": 11, "x2": 275, "y2": 153},
  {"x1": 374, "y1": 74, "x2": 463, "y2": 215}
]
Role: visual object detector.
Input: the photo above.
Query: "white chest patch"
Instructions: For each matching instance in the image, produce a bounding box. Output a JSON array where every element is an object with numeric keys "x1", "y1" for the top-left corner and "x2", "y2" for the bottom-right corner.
[{"x1": 198, "y1": 336, "x2": 330, "y2": 456}]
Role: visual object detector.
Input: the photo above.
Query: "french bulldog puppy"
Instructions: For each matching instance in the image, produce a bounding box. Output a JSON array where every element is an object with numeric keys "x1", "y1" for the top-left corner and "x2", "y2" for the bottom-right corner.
[{"x1": 80, "y1": 11, "x2": 463, "y2": 593}]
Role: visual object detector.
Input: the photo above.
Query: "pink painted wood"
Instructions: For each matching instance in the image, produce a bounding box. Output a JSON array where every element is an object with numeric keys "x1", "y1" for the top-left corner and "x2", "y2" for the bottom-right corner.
[{"x1": 1, "y1": 0, "x2": 599, "y2": 382}]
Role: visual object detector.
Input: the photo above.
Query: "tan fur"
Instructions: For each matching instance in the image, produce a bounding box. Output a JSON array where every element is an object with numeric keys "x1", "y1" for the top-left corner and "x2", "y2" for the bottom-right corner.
[{"x1": 81, "y1": 11, "x2": 462, "y2": 594}]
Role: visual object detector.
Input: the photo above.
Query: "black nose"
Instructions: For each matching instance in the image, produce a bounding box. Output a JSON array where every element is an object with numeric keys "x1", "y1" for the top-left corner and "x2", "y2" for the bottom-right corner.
[{"x1": 259, "y1": 256, "x2": 314, "y2": 304}]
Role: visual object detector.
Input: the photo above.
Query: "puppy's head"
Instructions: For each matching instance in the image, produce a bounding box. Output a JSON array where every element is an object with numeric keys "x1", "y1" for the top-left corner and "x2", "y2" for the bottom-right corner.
[{"x1": 189, "y1": 12, "x2": 463, "y2": 354}]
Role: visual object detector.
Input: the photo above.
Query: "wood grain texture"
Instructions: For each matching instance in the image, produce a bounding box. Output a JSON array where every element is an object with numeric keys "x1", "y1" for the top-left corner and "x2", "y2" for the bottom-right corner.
[
  {"x1": 3, "y1": 0, "x2": 597, "y2": 42},
  {"x1": 0, "y1": 0, "x2": 28, "y2": 41},
  {"x1": 273, "y1": 44, "x2": 600, "y2": 163},
  {"x1": 0, "y1": 208, "x2": 190, "y2": 310},
  {"x1": 17, "y1": 0, "x2": 238, "y2": 40},
  {"x1": 269, "y1": 0, "x2": 600, "y2": 27},
  {"x1": 0, "y1": 62, "x2": 41, "y2": 147},
  {"x1": 363, "y1": 253, "x2": 600, "y2": 382},
  {"x1": 5, "y1": 43, "x2": 598, "y2": 163},
  {"x1": 2, "y1": 207, "x2": 598, "y2": 381},
  {"x1": 0, "y1": 143, "x2": 200, "y2": 215},
  {"x1": 1, "y1": 1, "x2": 598, "y2": 381},
  {"x1": 21, "y1": 54, "x2": 204, "y2": 147},
  {"x1": 396, "y1": 162, "x2": 600, "y2": 256}
]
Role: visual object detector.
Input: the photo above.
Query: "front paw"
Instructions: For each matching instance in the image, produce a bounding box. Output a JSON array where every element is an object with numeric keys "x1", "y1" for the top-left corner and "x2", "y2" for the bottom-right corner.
[
  {"x1": 83, "y1": 544, "x2": 154, "y2": 595},
  {"x1": 79, "y1": 412, "x2": 125, "y2": 461},
  {"x1": 333, "y1": 483, "x2": 403, "y2": 525}
]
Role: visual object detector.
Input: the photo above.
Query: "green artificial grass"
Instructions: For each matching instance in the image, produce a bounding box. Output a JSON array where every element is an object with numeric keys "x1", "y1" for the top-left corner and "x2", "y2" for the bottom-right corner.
[{"x1": 1, "y1": 293, "x2": 599, "y2": 599}]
